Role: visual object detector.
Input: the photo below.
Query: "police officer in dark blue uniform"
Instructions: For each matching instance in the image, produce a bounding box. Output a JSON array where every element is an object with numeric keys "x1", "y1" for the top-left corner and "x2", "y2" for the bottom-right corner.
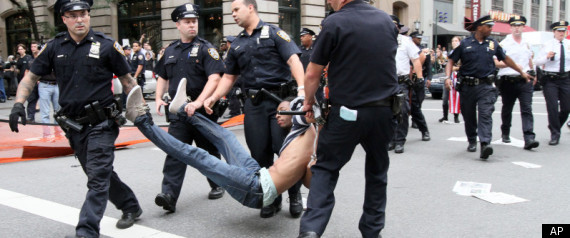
[
  {"x1": 130, "y1": 41, "x2": 146, "y2": 90},
  {"x1": 409, "y1": 31, "x2": 431, "y2": 141},
  {"x1": 299, "y1": 0, "x2": 399, "y2": 236},
  {"x1": 204, "y1": 0, "x2": 305, "y2": 218},
  {"x1": 445, "y1": 15, "x2": 532, "y2": 160},
  {"x1": 299, "y1": 28, "x2": 315, "y2": 71},
  {"x1": 152, "y1": 3, "x2": 226, "y2": 213},
  {"x1": 9, "y1": 0, "x2": 143, "y2": 237}
]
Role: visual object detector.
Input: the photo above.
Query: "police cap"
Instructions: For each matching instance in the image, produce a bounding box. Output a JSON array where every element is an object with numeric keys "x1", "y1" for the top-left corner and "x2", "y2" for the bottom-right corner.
[
  {"x1": 54, "y1": 0, "x2": 93, "y2": 14},
  {"x1": 300, "y1": 28, "x2": 316, "y2": 36},
  {"x1": 399, "y1": 26, "x2": 410, "y2": 35},
  {"x1": 122, "y1": 45, "x2": 131, "y2": 50},
  {"x1": 171, "y1": 4, "x2": 200, "y2": 22},
  {"x1": 409, "y1": 31, "x2": 423, "y2": 39},
  {"x1": 508, "y1": 15, "x2": 527, "y2": 26},
  {"x1": 550, "y1": 21, "x2": 569, "y2": 31},
  {"x1": 390, "y1": 15, "x2": 404, "y2": 28},
  {"x1": 472, "y1": 15, "x2": 495, "y2": 27}
]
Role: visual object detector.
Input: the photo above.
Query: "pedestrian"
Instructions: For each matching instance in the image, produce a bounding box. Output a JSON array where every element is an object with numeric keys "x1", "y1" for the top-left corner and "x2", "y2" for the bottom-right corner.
[
  {"x1": 15, "y1": 43, "x2": 33, "y2": 83},
  {"x1": 533, "y1": 20, "x2": 570, "y2": 146},
  {"x1": 8, "y1": 0, "x2": 143, "y2": 236},
  {"x1": 445, "y1": 15, "x2": 532, "y2": 160},
  {"x1": 495, "y1": 16, "x2": 539, "y2": 150},
  {"x1": 152, "y1": 3, "x2": 227, "y2": 213},
  {"x1": 299, "y1": 0, "x2": 399, "y2": 236},
  {"x1": 4, "y1": 55, "x2": 18, "y2": 98},
  {"x1": 440, "y1": 36, "x2": 462, "y2": 123},
  {"x1": 203, "y1": 0, "x2": 305, "y2": 218},
  {"x1": 0, "y1": 56, "x2": 6, "y2": 103},
  {"x1": 389, "y1": 16, "x2": 426, "y2": 154}
]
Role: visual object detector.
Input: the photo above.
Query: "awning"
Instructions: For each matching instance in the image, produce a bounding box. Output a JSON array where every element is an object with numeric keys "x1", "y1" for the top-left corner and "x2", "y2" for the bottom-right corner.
[
  {"x1": 491, "y1": 22, "x2": 536, "y2": 35},
  {"x1": 435, "y1": 22, "x2": 470, "y2": 36}
]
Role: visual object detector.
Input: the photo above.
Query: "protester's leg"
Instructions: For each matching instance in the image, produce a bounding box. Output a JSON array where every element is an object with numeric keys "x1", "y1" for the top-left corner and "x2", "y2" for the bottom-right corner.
[
  {"x1": 192, "y1": 114, "x2": 224, "y2": 191},
  {"x1": 440, "y1": 88, "x2": 449, "y2": 121},
  {"x1": 160, "y1": 119, "x2": 192, "y2": 202}
]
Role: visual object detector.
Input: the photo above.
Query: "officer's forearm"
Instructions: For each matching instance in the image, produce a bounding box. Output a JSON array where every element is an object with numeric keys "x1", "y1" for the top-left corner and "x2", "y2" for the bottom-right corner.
[
  {"x1": 304, "y1": 62, "x2": 325, "y2": 101},
  {"x1": 118, "y1": 74, "x2": 138, "y2": 94},
  {"x1": 15, "y1": 72, "x2": 40, "y2": 103},
  {"x1": 445, "y1": 59, "x2": 455, "y2": 77},
  {"x1": 134, "y1": 65, "x2": 143, "y2": 78},
  {"x1": 195, "y1": 74, "x2": 221, "y2": 104},
  {"x1": 155, "y1": 77, "x2": 168, "y2": 101},
  {"x1": 287, "y1": 54, "x2": 305, "y2": 87},
  {"x1": 211, "y1": 74, "x2": 237, "y2": 100},
  {"x1": 411, "y1": 58, "x2": 423, "y2": 78},
  {"x1": 494, "y1": 58, "x2": 507, "y2": 68}
]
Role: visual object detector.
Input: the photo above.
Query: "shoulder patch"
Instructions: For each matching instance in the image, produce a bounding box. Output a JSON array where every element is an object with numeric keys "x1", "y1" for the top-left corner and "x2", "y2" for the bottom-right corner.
[
  {"x1": 208, "y1": 48, "x2": 220, "y2": 60},
  {"x1": 114, "y1": 41, "x2": 126, "y2": 56},
  {"x1": 276, "y1": 30, "x2": 291, "y2": 42},
  {"x1": 138, "y1": 54, "x2": 144, "y2": 60},
  {"x1": 37, "y1": 44, "x2": 48, "y2": 57}
]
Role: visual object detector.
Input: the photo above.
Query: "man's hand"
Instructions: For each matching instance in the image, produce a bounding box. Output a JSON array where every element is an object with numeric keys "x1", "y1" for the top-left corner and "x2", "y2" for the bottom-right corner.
[
  {"x1": 184, "y1": 101, "x2": 203, "y2": 117},
  {"x1": 444, "y1": 78, "x2": 452, "y2": 91},
  {"x1": 547, "y1": 51, "x2": 556, "y2": 60},
  {"x1": 426, "y1": 80, "x2": 432, "y2": 88},
  {"x1": 302, "y1": 97, "x2": 316, "y2": 119},
  {"x1": 155, "y1": 98, "x2": 168, "y2": 116},
  {"x1": 9, "y1": 103, "x2": 26, "y2": 132},
  {"x1": 521, "y1": 72, "x2": 533, "y2": 83},
  {"x1": 203, "y1": 96, "x2": 217, "y2": 115}
]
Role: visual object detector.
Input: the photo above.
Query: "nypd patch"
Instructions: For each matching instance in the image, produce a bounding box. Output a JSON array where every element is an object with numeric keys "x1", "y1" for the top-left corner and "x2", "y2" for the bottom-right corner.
[
  {"x1": 138, "y1": 55, "x2": 143, "y2": 60},
  {"x1": 38, "y1": 44, "x2": 48, "y2": 57},
  {"x1": 276, "y1": 30, "x2": 291, "y2": 42},
  {"x1": 114, "y1": 41, "x2": 125, "y2": 56},
  {"x1": 208, "y1": 48, "x2": 220, "y2": 60}
]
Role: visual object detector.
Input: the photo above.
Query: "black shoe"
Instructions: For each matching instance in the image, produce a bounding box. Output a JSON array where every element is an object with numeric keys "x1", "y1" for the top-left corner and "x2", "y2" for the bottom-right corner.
[
  {"x1": 298, "y1": 232, "x2": 320, "y2": 238},
  {"x1": 394, "y1": 144, "x2": 404, "y2": 153},
  {"x1": 116, "y1": 208, "x2": 142, "y2": 229},
  {"x1": 155, "y1": 193, "x2": 176, "y2": 213},
  {"x1": 480, "y1": 143, "x2": 493, "y2": 160},
  {"x1": 467, "y1": 142, "x2": 477, "y2": 152},
  {"x1": 411, "y1": 121, "x2": 418, "y2": 129},
  {"x1": 524, "y1": 140, "x2": 539, "y2": 150},
  {"x1": 502, "y1": 134, "x2": 511, "y2": 143},
  {"x1": 289, "y1": 192, "x2": 303, "y2": 218},
  {"x1": 454, "y1": 115, "x2": 460, "y2": 123},
  {"x1": 549, "y1": 138, "x2": 559, "y2": 146},
  {"x1": 422, "y1": 131, "x2": 431, "y2": 141},
  {"x1": 387, "y1": 142, "x2": 395, "y2": 151},
  {"x1": 0, "y1": 98, "x2": 5, "y2": 103},
  {"x1": 438, "y1": 117, "x2": 448, "y2": 122},
  {"x1": 208, "y1": 187, "x2": 225, "y2": 200},
  {"x1": 260, "y1": 201, "x2": 282, "y2": 218},
  {"x1": 64, "y1": 235, "x2": 86, "y2": 238}
]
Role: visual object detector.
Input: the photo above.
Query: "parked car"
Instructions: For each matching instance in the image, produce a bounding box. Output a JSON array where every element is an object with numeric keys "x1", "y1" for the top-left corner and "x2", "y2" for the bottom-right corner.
[
  {"x1": 143, "y1": 70, "x2": 157, "y2": 98},
  {"x1": 429, "y1": 72, "x2": 446, "y2": 99}
]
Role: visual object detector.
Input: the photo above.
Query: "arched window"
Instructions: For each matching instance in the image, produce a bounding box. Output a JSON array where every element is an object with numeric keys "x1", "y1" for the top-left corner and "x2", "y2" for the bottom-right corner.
[
  {"x1": 5, "y1": 13, "x2": 31, "y2": 56},
  {"x1": 197, "y1": 0, "x2": 223, "y2": 49},
  {"x1": 117, "y1": 0, "x2": 161, "y2": 52},
  {"x1": 279, "y1": 0, "x2": 300, "y2": 45}
]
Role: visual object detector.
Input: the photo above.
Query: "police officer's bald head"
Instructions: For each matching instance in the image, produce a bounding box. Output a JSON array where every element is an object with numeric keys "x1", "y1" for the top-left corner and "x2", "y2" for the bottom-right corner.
[{"x1": 233, "y1": 0, "x2": 258, "y2": 12}]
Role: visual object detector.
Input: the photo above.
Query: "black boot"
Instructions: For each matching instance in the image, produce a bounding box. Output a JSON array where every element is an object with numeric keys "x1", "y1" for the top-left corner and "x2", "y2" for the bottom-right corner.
[
  {"x1": 454, "y1": 114, "x2": 460, "y2": 123},
  {"x1": 439, "y1": 105, "x2": 448, "y2": 122}
]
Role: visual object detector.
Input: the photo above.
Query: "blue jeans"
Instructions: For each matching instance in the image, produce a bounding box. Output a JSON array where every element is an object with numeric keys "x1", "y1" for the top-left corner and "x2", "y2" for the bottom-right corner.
[
  {"x1": 134, "y1": 111, "x2": 264, "y2": 209},
  {"x1": 39, "y1": 82, "x2": 60, "y2": 123},
  {"x1": 0, "y1": 77, "x2": 6, "y2": 100}
]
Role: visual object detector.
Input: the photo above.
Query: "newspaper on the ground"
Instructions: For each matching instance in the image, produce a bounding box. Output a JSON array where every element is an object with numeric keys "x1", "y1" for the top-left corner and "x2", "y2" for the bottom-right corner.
[
  {"x1": 452, "y1": 181, "x2": 492, "y2": 196},
  {"x1": 473, "y1": 192, "x2": 529, "y2": 204},
  {"x1": 512, "y1": 161, "x2": 542, "y2": 169}
]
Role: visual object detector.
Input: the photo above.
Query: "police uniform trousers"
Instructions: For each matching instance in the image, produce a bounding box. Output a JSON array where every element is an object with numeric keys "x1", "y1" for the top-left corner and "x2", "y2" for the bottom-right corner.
[
  {"x1": 66, "y1": 119, "x2": 140, "y2": 237},
  {"x1": 542, "y1": 75, "x2": 570, "y2": 141},
  {"x1": 162, "y1": 111, "x2": 221, "y2": 201},
  {"x1": 242, "y1": 97, "x2": 300, "y2": 202},
  {"x1": 393, "y1": 83, "x2": 411, "y2": 145},
  {"x1": 459, "y1": 83, "x2": 499, "y2": 144},
  {"x1": 410, "y1": 81, "x2": 429, "y2": 133},
  {"x1": 300, "y1": 105, "x2": 393, "y2": 238},
  {"x1": 499, "y1": 79, "x2": 535, "y2": 142}
]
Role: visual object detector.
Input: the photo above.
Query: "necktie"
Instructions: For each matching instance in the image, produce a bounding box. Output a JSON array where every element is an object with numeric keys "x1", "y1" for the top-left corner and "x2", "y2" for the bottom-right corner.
[{"x1": 560, "y1": 41, "x2": 566, "y2": 73}]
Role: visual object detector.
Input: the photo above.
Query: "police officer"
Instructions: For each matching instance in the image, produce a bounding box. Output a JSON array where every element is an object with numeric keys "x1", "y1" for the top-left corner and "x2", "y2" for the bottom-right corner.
[
  {"x1": 152, "y1": 3, "x2": 226, "y2": 213},
  {"x1": 204, "y1": 0, "x2": 305, "y2": 218},
  {"x1": 445, "y1": 15, "x2": 532, "y2": 160},
  {"x1": 533, "y1": 21, "x2": 570, "y2": 146},
  {"x1": 495, "y1": 16, "x2": 539, "y2": 150},
  {"x1": 299, "y1": 28, "x2": 315, "y2": 71},
  {"x1": 9, "y1": 0, "x2": 142, "y2": 237},
  {"x1": 130, "y1": 41, "x2": 145, "y2": 90},
  {"x1": 409, "y1": 31, "x2": 431, "y2": 142},
  {"x1": 299, "y1": 0, "x2": 399, "y2": 237},
  {"x1": 390, "y1": 16, "x2": 426, "y2": 154}
]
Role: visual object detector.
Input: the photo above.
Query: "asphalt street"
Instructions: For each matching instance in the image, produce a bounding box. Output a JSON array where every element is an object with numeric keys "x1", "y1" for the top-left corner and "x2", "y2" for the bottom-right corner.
[{"x1": 0, "y1": 92, "x2": 569, "y2": 238}]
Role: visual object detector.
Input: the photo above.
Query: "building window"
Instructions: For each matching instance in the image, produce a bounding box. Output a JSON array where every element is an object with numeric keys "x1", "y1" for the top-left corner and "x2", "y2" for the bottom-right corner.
[
  {"x1": 513, "y1": 0, "x2": 524, "y2": 15},
  {"x1": 531, "y1": 1, "x2": 539, "y2": 29},
  {"x1": 279, "y1": 0, "x2": 300, "y2": 45},
  {"x1": 561, "y1": 0, "x2": 566, "y2": 20},
  {"x1": 547, "y1": 4, "x2": 553, "y2": 29},
  {"x1": 118, "y1": 0, "x2": 161, "y2": 52},
  {"x1": 492, "y1": 0, "x2": 504, "y2": 11},
  {"x1": 5, "y1": 13, "x2": 31, "y2": 56},
  {"x1": 197, "y1": 0, "x2": 223, "y2": 49}
]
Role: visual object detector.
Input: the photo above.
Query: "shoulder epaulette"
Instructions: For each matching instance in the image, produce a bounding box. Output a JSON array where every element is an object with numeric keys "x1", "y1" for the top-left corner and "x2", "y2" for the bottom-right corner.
[
  {"x1": 168, "y1": 39, "x2": 181, "y2": 47},
  {"x1": 55, "y1": 32, "x2": 66, "y2": 38},
  {"x1": 93, "y1": 31, "x2": 114, "y2": 41}
]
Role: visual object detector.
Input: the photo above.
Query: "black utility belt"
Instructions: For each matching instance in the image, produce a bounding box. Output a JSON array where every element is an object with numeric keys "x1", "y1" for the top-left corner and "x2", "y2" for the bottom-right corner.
[
  {"x1": 543, "y1": 71, "x2": 569, "y2": 79},
  {"x1": 40, "y1": 81, "x2": 57, "y2": 85},
  {"x1": 459, "y1": 75, "x2": 494, "y2": 86},
  {"x1": 355, "y1": 97, "x2": 392, "y2": 108},
  {"x1": 56, "y1": 101, "x2": 125, "y2": 132},
  {"x1": 500, "y1": 75, "x2": 526, "y2": 83},
  {"x1": 397, "y1": 75, "x2": 410, "y2": 84}
]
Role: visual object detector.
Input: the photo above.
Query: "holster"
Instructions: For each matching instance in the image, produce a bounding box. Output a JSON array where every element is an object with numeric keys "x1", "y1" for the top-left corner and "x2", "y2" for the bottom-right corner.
[
  {"x1": 55, "y1": 114, "x2": 83, "y2": 133},
  {"x1": 536, "y1": 67, "x2": 546, "y2": 86},
  {"x1": 455, "y1": 76, "x2": 463, "y2": 91},
  {"x1": 211, "y1": 99, "x2": 228, "y2": 118}
]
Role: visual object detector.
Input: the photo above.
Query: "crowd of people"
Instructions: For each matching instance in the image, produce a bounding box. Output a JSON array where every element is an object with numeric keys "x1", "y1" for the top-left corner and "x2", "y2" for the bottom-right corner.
[{"x1": 4, "y1": 0, "x2": 570, "y2": 238}]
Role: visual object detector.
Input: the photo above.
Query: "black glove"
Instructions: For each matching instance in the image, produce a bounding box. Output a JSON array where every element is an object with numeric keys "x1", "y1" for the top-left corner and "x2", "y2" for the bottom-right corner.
[{"x1": 9, "y1": 102, "x2": 26, "y2": 132}]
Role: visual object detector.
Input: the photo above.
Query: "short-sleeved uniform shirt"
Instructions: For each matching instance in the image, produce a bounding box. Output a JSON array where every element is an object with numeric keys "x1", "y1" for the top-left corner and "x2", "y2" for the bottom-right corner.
[
  {"x1": 155, "y1": 37, "x2": 225, "y2": 99},
  {"x1": 533, "y1": 38, "x2": 570, "y2": 73},
  {"x1": 225, "y1": 20, "x2": 301, "y2": 90},
  {"x1": 130, "y1": 50, "x2": 145, "y2": 76},
  {"x1": 30, "y1": 30, "x2": 130, "y2": 118},
  {"x1": 310, "y1": 0, "x2": 399, "y2": 107},
  {"x1": 497, "y1": 36, "x2": 532, "y2": 76},
  {"x1": 395, "y1": 35, "x2": 420, "y2": 76},
  {"x1": 16, "y1": 54, "x2": 33, "y2": 80},
  {"x1": 449, "y1": 35, "x2": 506, "y2": 78},
  {"x1": 299, "y1": 44, "x2": 313, "y2": 71}
]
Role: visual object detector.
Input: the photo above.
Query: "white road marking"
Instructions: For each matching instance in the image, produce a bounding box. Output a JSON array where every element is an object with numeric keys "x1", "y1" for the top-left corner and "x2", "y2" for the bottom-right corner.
[
  {"x1": 0, "y1": 188, "x2": 184, "y2": 238},
  {"x1": 447, "y1": 136, "x2": 524, "y2": 148},
  {"x1": 421, "y1": 108, "x2": 547, "y2": 116}
]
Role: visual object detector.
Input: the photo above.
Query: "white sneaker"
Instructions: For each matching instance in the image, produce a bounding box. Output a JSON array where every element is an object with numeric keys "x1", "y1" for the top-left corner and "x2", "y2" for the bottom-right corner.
[
  {"x1": 169, "y1": 78, "x2": 191, "y2": 114},
  {"x1": 125, "y1": 85, "x2": 149, "y2": 122}
]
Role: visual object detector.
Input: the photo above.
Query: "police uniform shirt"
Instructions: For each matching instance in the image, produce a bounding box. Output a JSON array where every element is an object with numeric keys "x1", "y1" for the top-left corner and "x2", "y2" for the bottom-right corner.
[
  {"x1": 497, "y1": 36, "x2": 533, "y2": 76},
  {"x1": 130, "y1": 50, "x2": 145, "y2": 75},
  {"x1": 449, "y1": 36, "x2": 506, "y2": 78},
  {"x1": 30, "y1": 30, "x2": 130, "y2": 118},
  {"x1": 396, "y1": 34, "x2": 420, "y2": 76},
  {"x1": 533, "y1": 38, "x2": 570, "y2": 72},
  {"x1": 311, "y1": 0, "x2": 399, "y2": 107},
  {"x1": 225, "y1": 20, "x2": 301, "y2": 90},
  {"x1": 299, "y1": 44, "x2": 313, "y2": 70},
  {"x1": 155, "y1": 37, "x2": 225, "y2": 100}
]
